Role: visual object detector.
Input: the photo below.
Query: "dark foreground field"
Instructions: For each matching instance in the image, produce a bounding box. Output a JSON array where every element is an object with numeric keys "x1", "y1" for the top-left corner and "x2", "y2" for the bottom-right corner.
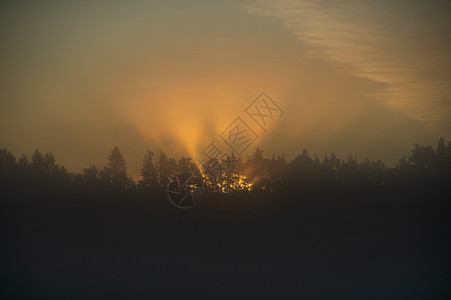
[{"x1": 1, "y1": 183, "x2": 450, "y2": 299}]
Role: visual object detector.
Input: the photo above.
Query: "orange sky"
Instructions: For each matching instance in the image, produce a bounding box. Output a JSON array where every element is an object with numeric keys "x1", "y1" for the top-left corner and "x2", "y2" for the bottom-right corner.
[{"x1": 1, "y1": 0, "x2": 450, "y2": 178}]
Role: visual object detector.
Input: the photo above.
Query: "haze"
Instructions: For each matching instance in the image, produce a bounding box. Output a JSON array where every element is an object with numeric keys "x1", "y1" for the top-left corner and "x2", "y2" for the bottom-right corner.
[{"x1": 1, "y1": 0, "x2": 450, "y2": 177}]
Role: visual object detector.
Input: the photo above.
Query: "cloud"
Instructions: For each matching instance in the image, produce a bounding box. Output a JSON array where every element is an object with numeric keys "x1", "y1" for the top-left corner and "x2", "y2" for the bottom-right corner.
[{"x1": 246, "y1": 0, "x2": 451, "y2": 132}]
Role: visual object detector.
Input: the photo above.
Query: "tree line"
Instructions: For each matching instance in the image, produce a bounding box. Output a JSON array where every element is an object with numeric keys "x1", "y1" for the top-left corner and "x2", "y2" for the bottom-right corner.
[{"x1": 1, "y1": 137, "x2": 450, "y2": 195}]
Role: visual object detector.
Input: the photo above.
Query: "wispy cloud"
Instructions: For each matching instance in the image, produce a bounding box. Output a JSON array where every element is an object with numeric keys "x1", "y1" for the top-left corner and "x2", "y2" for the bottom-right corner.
[{"x1": 247, "y1": 0, "x2": 451, "y2": 131}]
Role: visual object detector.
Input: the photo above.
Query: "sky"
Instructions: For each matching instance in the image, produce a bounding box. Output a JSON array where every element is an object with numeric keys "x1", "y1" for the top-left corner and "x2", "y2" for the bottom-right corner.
[{"x1": 1, "y1": 0, "x2": 450, "y2": 178}]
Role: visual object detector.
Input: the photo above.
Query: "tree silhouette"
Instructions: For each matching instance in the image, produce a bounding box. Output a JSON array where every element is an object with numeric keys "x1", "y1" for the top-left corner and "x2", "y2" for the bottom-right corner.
[
  {"x1": 156, "y1": 151, "x2": 177, "y2": 186},
  {"x1": 0, "y1": 148, "x2": 16, "y2": 177},
  {"x1": 101, "y1": 146, "x2": 128, "y2": 188},
  {"x1": 246, "y1": 147, "x2": 269, "y2": 190},
  {"x1": 83, "y1": 165, "x2": 99, "y2": 182},
  {"x1": 178, "y1": 157, "x2": 198, "y2": 175},
  {"x1": 140, "y1": 150, "x2": 158, "y2": 190},
  {"x1": 289, "y1": 148, "x2": 315, "y2": 185},
  {"x1": 267, "y1": 154, "x2": 288, "y2": 191},
  {"x1": 437, "y1": 137, "x2": 446, "y2": 157},
  {"x1": 2, "y1": 137, "x2": 451, "y2": 196},
  {"x1": 18, "y1": 154, "x2": 28, "y2": 168},
  {"x1": 31, "y1": 150, "x2": 46, "y2": 175},
  {"x1": 409, "y1": 144, "x2": 436, "y2": 173}
]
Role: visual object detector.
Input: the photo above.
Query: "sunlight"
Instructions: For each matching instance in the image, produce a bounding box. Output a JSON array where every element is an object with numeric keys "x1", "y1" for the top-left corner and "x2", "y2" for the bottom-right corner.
[{"x1": 204, "y1": 172, "x2": 254, "y2": 193}]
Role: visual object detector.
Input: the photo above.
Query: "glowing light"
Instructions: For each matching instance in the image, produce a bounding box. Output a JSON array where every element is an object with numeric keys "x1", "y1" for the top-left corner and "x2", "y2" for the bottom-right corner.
[{"x1": 203, "y1": 172, "x2": 254, "y2": 193}]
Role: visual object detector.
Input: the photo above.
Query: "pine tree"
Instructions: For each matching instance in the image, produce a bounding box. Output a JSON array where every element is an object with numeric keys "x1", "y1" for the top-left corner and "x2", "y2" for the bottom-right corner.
[
  {"x1": 246, "y1": 147, "x2": 269, "y2": 190},
  {"x1": 0, "y1": 148, "x2": 16, "y2": 177},
  {"x1": 141, "y1": 150, "x2": 157, "y2": 190},
  {"x1": 437, "y1": 137, "x2": 446, "y2": 156},
  {"x1": 102, "y1": 146, "x2": 128, "y2": 187},
  {"x1": 83, "y1": 165, "x2": 99, "y2": 182},
  {"x1": 156, "y1": 152, "x2": 177, "y2": 186}
]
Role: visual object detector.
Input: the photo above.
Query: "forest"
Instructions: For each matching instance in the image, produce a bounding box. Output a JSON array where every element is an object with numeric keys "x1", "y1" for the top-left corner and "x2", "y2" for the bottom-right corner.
[
  {"x1": 1, "y1": 137, "x2": 451, "y2": 196},
  {"x1": 1, "y1": 138, "x2": 450, "y2": 299}
]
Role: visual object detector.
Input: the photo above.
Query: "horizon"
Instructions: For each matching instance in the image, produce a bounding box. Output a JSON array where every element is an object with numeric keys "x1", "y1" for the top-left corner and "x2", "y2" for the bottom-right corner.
[
  {"x1": 1, "y1": 0, "x2": 450, "y2": 179},
  {"x1": 2, "y1": 136, "x2": 447, "y2": 181}
]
